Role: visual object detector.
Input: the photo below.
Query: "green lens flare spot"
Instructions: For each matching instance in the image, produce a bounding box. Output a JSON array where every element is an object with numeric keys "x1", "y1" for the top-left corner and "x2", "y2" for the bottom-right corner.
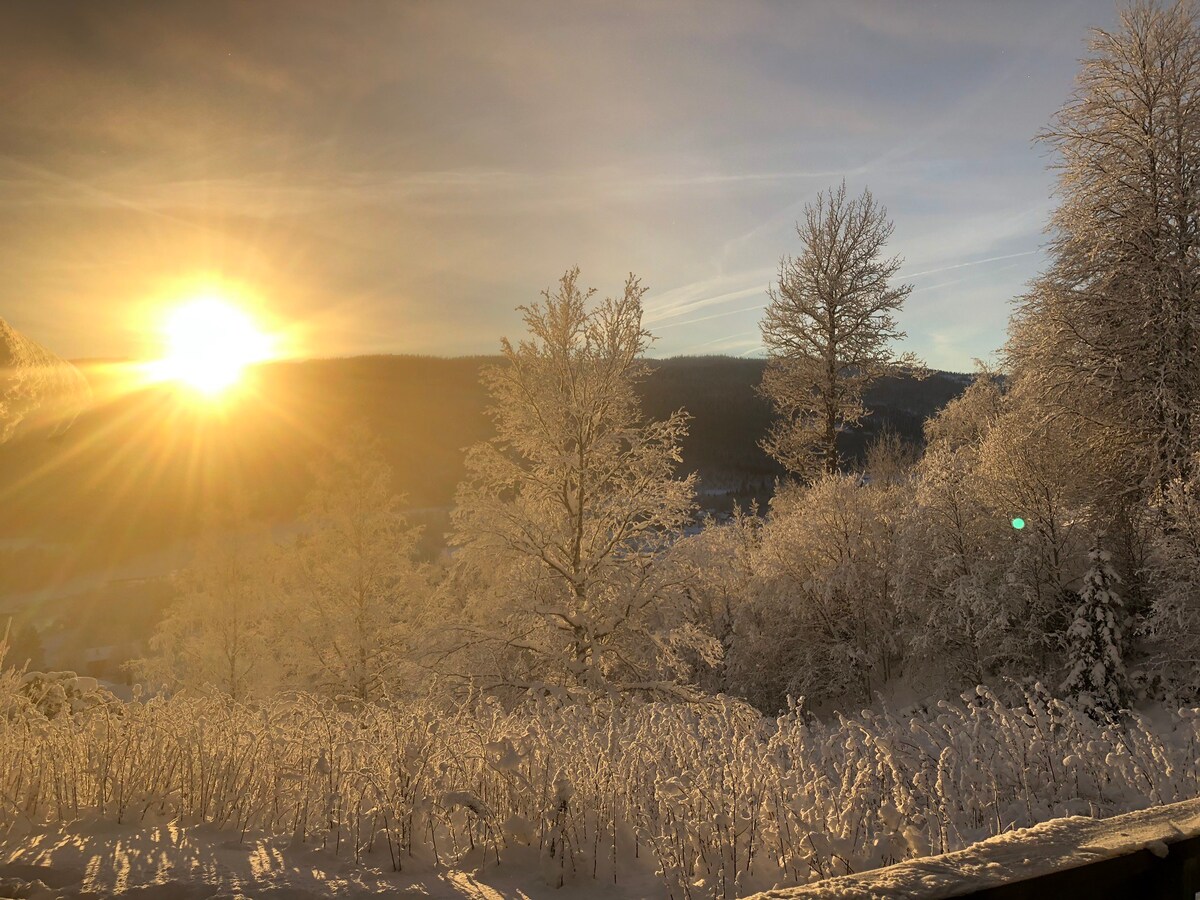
[{"x1": 1011, "y1": 517, "x2": 1026, "y2": 530}]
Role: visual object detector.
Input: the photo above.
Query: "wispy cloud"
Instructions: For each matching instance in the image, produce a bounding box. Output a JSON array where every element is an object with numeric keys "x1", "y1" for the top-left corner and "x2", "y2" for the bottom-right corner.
[
  {"x1": 674, "y1": 329, "x2": 762, "y2": 356},
  {"x1": 0, "y1": 0, "x2": 1119, "y2": 364}
]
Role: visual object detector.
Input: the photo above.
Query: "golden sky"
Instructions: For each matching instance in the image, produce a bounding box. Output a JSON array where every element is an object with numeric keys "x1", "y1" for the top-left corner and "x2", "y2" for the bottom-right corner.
[{"x1": 1, "y1": 0, "x2": 1121, "y2": 369}]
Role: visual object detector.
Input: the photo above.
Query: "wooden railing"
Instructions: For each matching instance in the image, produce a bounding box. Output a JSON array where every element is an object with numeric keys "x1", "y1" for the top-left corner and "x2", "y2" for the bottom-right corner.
[{"x1": 750, "y1": 797, "x2": 1200, "y2": 899}]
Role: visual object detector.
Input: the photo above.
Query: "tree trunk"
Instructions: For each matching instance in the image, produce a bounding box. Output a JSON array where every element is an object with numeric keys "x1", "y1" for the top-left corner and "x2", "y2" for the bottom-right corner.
[{"x1": 824, "y1": 397, "x2": 839, "y2": 475}]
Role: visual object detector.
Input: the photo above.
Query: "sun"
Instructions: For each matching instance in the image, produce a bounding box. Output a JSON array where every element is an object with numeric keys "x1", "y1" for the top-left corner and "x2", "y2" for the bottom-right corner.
[{"x1": 147, "y1": 296, "x2": 276, "y2": 397}]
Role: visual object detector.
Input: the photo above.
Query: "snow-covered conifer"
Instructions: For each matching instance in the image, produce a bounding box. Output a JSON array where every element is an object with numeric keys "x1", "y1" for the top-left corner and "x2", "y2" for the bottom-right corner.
[{"x1": 1061, "y1": 548, "x2": 1128, "y2": 714}]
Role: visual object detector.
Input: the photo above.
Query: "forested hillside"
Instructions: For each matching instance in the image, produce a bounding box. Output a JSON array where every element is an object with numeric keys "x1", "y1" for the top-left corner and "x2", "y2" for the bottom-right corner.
[{"x1": 0, "y1": 355, "x2": 968, "y2": 591}]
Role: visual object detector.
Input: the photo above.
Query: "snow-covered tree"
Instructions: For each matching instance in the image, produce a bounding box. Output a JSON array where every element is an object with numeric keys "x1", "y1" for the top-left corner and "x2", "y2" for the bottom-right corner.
[
  {"x1": 759, "y1": 182, "x2": 916, "y2": 479},
  {"x1": 900, "y1": 374, "x2": 1009, "y2": 685},
  {"x1": 667, "y1": 506, "x2": 762, "y2": 697},
  {"x1": 974, "y1": 405, "x2": 1091, "y2": 661},
  {"x1": 1061, "y1": 548, "x2": 1128, "y2": 715},
  {"x1": 135, "y1": 520, "x2": 278, "y2": 701},
  {"x1": 277, "y1": 430, "x2": 427, "y2": 702},
  {"x1": 1010, "y1": 1, "x2": 1200, "y2": 499},
  {"x1": 750, "y1": 474, "x2": 910, "y2": 708},
  {"x1": 902, "y1": 372, "x2": 1088, "y2": 690},
  {"x1": 449, "y1": 268, "x2": 706, "y2": 698},
  {"x1": 922, "y1": 369, "x2": 1003, "y2": 453},
  {"x1": 1144, "y1": 460, "x2": 1200, "y2": 692},
  {"x1": 904, "y1": 446, "x2": 1007, "y2": 687},
  {"x1": 0, "y1": 316, "x2": 89, "y2": 443},
  {"x1": 863, "y1": 428, "x2": 918, "y2": 486}
]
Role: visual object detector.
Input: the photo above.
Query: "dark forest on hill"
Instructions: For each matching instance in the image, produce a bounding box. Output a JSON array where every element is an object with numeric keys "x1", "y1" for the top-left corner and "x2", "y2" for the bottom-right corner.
[{"x1": 0, "y1": 355, "x2": 969, "y2": 596}]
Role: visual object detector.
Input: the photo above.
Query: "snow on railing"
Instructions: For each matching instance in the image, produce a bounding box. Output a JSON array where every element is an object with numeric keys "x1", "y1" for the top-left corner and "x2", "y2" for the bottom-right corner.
[{"x1": 752, "y1": 796, "x2": 1200, "y2": 899}]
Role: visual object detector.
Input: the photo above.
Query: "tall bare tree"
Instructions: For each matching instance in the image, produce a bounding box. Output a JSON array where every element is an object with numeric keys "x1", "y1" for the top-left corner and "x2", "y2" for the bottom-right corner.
[
  {"x1": 450, "y1": 268, "x2": 706, "y2": 698},
  {"x1": 759, "y1": 182, "x2": 915, "y2": 478},
  {"x1": 1010, "y1": 0, "x2": 1200, "y2": 497}
]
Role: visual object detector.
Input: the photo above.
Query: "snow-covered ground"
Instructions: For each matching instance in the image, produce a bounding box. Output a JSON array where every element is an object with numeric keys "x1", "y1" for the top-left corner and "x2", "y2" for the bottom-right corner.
[
  {"x1": 2, "y1": 685, "x2": 1199, "y2": 898},
  {"x1": 4, "y1": 799, "x2": 1200, "y2": 898},
  {"x1": 0, "y1": 821, "x2": 662, "y2": 899}
]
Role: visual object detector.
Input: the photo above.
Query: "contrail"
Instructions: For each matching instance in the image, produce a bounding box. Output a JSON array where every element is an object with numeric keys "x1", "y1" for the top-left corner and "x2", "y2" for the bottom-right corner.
[
  {"x1": 677, "y1": 329, "x2": 761, "y2": 355},
  {"x1": 903, "y1": 248, "x2": 1041, "y2": 280},
  {"x1": 654, "y1": 303, "x2": 767, "y2": 331},
  {"x1": 645, "y1": 274, "x2": 771, "y2": 324}
]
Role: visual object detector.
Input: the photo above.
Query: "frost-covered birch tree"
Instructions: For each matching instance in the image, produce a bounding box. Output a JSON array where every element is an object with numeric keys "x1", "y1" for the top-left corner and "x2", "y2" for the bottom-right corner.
[
  {"x1": 278, "y1": 431, "x2": 427, "y2": 702},
  {"x1": 760, "y1": 182, "x2": 915, "y2": 479},
  {"x1": 1011, "y1": 1, "x2": 1200, "y2": 498},
  {"x1": 667, "y1": 506, "x2": 762, "y2": 697},
  {"x1": 136, "y1": 523, "x2": 278, "y2": 701},
  {"x1": 1144, "y1": 460, "x2": 1200, "y2": 689},
  {"x1": 450, "y1": 268, "x2": 706, "y2": 698},
  {"x1": 904, "y1": 369, "x2": 1093, "y2": 688},
  {"x1": 751, "y1": 474, "x2": 910, "y2": 708}
]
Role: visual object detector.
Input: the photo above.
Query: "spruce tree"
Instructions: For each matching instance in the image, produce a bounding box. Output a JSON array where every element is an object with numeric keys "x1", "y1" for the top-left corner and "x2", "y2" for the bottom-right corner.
[{"x1": 1062, "y1": 548, "x2": 1128, "y2": 715}]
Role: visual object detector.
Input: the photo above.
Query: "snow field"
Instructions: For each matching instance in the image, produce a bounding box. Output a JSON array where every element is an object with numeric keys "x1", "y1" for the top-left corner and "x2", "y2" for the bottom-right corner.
[{"x1": 1, "y1": 685, "x2": 1198, "y2": 897}]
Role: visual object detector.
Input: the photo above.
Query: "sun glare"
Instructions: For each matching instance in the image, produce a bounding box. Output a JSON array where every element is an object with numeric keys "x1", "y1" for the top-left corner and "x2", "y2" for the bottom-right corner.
[{"x1": 147, "y1": 296, "x2": 276, "y2": 397}]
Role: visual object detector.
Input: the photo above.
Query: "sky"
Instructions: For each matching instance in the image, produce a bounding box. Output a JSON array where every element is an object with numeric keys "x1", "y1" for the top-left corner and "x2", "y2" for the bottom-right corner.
[{"x1": 1, "y1": 0, "x2": 1125, "y2": 371}]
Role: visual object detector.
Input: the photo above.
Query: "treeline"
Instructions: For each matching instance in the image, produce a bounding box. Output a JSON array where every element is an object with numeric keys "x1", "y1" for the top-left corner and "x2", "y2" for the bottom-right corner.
[
  {"x1": 130, "y1": 2, "x2": 1200, "y2": 717},
  {"x1": 12, "y1": 1, "x2": 1193, "y2": 720},
  {"x1": 130, "y1": 359, "x2": 1182, "y2": 715}
]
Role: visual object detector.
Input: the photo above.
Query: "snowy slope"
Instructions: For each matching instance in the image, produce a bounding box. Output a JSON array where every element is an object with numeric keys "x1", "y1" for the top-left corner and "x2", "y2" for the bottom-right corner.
[{"x1": 750, "y1": 797, "x2": 1200, "y2": 899}]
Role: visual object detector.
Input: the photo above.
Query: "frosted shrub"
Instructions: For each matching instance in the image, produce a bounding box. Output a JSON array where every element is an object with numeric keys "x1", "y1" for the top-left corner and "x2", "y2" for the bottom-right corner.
[
  {"x1": 13, "y1": 672, "x2": 111, "y2": 720},
  {"x1": 0, "y1": 688, "x2": 1197, "y2": 898}
]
